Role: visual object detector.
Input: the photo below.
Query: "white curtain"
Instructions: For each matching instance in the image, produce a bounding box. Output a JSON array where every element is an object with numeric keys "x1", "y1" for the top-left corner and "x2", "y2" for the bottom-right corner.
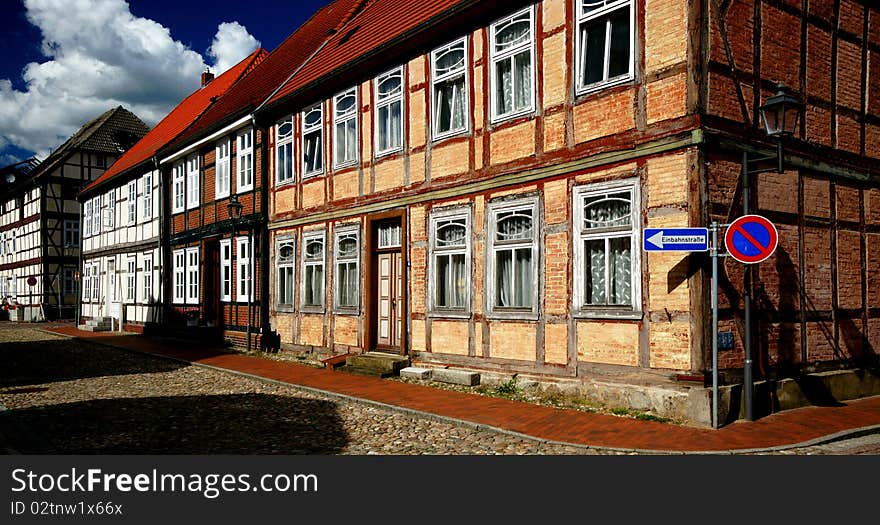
[
  {"x1": 497, "y1": 248, "x2": 531, "y2": 308},
  {"x1": 389, "y1": 101, "x2": 401, "y2": 148},
  {"x1": 515, "y1": 51, "x2": 531, "y2": 109},
  {"x1": 337, "y1": 262, "x2": 357, "y2": 307},
  {"x1": 436, "y1": 77, "x2": 465, "y2": 132},
  {"x1": 608, "y1": 237, "x2": 631, "y2": 305},
  {"x1": 437, "y1": 254, "x2": 465, "y2": 307},
  {"x1": 586, "y1": 239, "x2": 605, "y2": 304}
]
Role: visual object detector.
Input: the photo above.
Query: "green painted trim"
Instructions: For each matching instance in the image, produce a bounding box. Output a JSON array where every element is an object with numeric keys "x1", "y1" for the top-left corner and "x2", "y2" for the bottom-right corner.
[{"x1": 270, "y1": 130, "x2": 703, "y2": 230}]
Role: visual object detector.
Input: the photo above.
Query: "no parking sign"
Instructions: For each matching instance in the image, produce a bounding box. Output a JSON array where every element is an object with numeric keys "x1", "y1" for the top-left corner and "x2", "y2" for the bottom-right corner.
[{"x1": 724, "y1": 214, "x2": 778, "y2": 264}]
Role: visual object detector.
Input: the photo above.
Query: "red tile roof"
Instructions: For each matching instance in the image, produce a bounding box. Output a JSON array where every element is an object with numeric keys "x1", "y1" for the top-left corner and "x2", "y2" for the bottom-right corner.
[
  {"x1": 262, "y1": 0, "x2": 473, "y2": 111},
  {"x1": 167, "y1": 0, "x2": 364, "y2": 151},
  {"x1": 81, "y1": 48, "x2": 267, "y2": 196}
]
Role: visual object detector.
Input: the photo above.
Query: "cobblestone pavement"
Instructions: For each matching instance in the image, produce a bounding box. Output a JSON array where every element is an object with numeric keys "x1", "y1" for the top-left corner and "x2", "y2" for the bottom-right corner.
[{"x1": 1, "y1": 324, "x2": 876, "y2": 455}]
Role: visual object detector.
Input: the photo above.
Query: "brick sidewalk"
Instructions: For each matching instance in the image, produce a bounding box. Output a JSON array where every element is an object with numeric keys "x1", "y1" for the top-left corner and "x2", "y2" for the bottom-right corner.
[{"x1": 45, "y1": 326, "x2": 880, "y2": 453}]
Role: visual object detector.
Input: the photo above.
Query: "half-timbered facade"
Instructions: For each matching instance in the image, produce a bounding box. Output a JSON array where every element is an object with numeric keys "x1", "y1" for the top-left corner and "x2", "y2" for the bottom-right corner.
[
  {"x1": 0, "y1": 107, "x2": 148, "y2": 322},
  {"x1": 158, "y1": 49, "x2": 269, "y2": 347},
  {"x1": 251, "y1": 0, "x2": 879, "y2": 420},
  {"x1": 78, "y1": 59, "x2": 263, "y2": 332}
]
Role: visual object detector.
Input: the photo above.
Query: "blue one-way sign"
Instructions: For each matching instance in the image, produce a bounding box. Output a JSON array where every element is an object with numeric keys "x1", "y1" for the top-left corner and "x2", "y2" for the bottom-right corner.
[{"x1": 643, "y1": 228, "x2": 709, "y2": 252}]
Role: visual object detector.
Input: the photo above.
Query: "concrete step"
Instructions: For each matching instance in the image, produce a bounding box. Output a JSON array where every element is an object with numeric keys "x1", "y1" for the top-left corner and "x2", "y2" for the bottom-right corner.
[
  {"x1": 432, "y1": 368, "x2": 480, "y2": 386},
  {"x1": 78, "y1": 324, "x2": 110, "y2": 332},
  {"x1": 341, "y1": 352, "x2": 410, "y2": 378},
  {"x1": 400, "y1": 367, "x2": 433, "y2": 380}
]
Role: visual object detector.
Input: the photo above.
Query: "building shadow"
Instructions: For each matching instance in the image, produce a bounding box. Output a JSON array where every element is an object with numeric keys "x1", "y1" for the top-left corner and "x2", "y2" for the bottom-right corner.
[
  {"x1": 5, "y1": 393, "x2": 349, "y2": 454},
  {"x1": 0, "y1": 337, "x2": 188, "y2": 388}
]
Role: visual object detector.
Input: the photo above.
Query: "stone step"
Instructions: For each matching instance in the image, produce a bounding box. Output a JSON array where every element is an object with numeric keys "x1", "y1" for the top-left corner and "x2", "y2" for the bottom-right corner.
[
  {"x1": 341, "y1": 352, "x2": 410, "y2": 378},
  {"x1": 78, "y1": 324, "x2": 110, "y2": 332},
  {"x1": 400, "y1": 367, "x2": 433, "y2": 380},
  {"x1": 432, "y1": 368, "x2": 480, "y2": 386}
]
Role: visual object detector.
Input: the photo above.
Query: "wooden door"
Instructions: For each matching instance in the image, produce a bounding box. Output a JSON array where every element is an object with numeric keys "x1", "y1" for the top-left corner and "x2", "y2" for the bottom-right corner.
[
  {"x1": 204, "y1": 241, "x2": 220, "y2": 326},
  {"x1": 376, "y1": 252, "x2": 402, "y2": 348}
]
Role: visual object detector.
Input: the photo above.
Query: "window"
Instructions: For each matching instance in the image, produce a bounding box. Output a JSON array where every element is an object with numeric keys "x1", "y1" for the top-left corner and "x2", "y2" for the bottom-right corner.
[
  {"x1": 490, "y1": 7, "x2": 535, "y2": 121},
  {"x1": 574, "y1": 178, "x2": 640, "y2": 314},
  {"x1": 301, "y1": 231, "x2": 325, "y2": 310},
  {"x1": 575, "y1": 0, "x2": 634, "y2": 94},
  {"x1": 172, "y1": 162, "x2": 185, "y2": 213},
  {"x1": 142, "y1": 254, "x2": 153, "y2": 304},
  {"x1": 236, "y1": 237, "x2": 252, "y2": 302},
  {"x1": 220, "y1": 239, "x2": 231, "y2": 302},
  {"x1": 127, "y1": 181, "x2": 137, "y2": 223},
  {"x1": 172, "y1": 249, "x2": 185, "y2": 304},
  {"x1": 83, "y1": 264, "x2": 91, "y2": 300},
  {"x1": 91, "y1": 262, "x2": 100, "y2": 301},
  {"x1": 83, "y1": 200, "x2": 92, "y2": 237},
  {"x1": 334, "y1": 227, "x2": 359, "y2": 311},
  {"x1": 186, "y1": 247, "x2": 199, "y2": 304},
  {"x1": 333, "y1": 88, "x2": 358, "y2": 168},
  {"x1": 63, "y1": 220, "x2": 79, "y2": 248},
  {"x1": 487, "y1": 197, "x2": 539, "y2": 317},
  {"x1": 302, "y1": 104, "x2": 323, "y2": 178},
  {"x1": 216, "y1": 138, "x2": 231, "y2": 199},
  {"x1": 431, "y1": 37, "x2": 468, "y2": 139},
  {"x1": 143, "y1": 172, "x2": 153, "y2": 219},
  {"x1": 375, "y1": 67, "x2": 404, "y2": 155},
  {"x1": 96, "y1": 154, "x2": 106, "y2": 168},
  {"x1": 92, "y1": 196, "x2": 101, "y2": 235},
  {"x1": 275, "y1": 237, "x2": 295, "y2": 309},
  {"x1": 377, "y1": 222, "x2": 401, "y2": 249},
  {"x1": 64, "y1": 268, "x2": 75, "y2": 296},
  {"x1": 186, "y1": 155, "x2": 200, "y2": 209},
  {"x1": 10, "y1": 229, "x2": 16, "y2": 253},
  {"x1": 126, "y1": 257, "x2": 136, "y2": 302},
  {"x1": 275, "y1": 119, "x2": 294, "y2": 185},
  {"x1": 429, "y1": 208, "x2": 471, "y2": 315},
  {"x1": 104, "y1": 191, "x2": 115, "y2": 229},
  {"x1": 237, "y1": 129, "x2": 254, "y2": 192}
]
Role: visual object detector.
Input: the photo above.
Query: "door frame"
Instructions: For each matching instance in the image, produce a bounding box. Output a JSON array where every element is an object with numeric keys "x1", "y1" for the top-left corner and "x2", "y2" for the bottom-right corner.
[{"x1": 364, "y1": 209, "x2": 408, "y2": 355}]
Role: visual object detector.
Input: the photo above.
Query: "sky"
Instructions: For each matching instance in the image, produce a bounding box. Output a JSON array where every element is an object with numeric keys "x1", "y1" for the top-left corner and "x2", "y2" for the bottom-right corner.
[{"x1": 0, "y1": 0, "x2": 329, "y2": 165}]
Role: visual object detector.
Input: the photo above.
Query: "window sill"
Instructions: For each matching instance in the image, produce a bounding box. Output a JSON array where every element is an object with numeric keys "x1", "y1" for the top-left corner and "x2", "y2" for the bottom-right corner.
[
  {"x1": 486, "y1": 310, "x2": 539, "y2": 322},
  {"x1": 300, "y1": 307, "x2": 325, "y2": 315},
  {"x1": 427, "y1": 311, "x2": 471, "y2": 320},
  {"x1": 574, "y1": 310, "x2": 643, "y2": 321},
  {"x1": 489, "y1": 107, "x2": 535, "y2": 127},
  {"x1": 274, "y1": 180, "x2": 295, "y2": 190},
  {"x1": 332, "y1": 308, "x2": 359, "y2": 316},
  {"x1": 574, "y1": 75, "x2": 634, "y2": 100},
  {"x1": 431, "y1": 128, "x2": 470, "y2": 144},
  {"x1": 275, "y1": 305, "x2": 294, "y2": 313},
  {"x1": 374, "y1": 146, "x2": 404, "y2": 160},
  {"x1": 236, "y1": 186, "x2": 254, "y2": 194},
  {"x1": 302, "y1": 172, "x2": 324, "y2": 182}
]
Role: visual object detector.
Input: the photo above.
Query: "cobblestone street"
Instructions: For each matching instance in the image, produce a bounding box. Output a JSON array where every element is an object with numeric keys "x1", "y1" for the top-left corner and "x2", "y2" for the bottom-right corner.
[{"x1": 1, "y1": 324, "x2": 877, "y2": 455}]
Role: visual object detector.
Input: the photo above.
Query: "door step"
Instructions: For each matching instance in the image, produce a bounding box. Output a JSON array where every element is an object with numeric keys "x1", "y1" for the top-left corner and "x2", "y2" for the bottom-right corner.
[{"x1": 340, "y1": 352, "x2": 410, "y2": 378}]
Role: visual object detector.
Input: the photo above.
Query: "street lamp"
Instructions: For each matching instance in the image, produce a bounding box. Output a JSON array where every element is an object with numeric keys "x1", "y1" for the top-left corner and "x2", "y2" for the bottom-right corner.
[
  {"x1": 227, "y1": 194, "x2": 250, "y2": 352},
  {"x1": 739, "y1": 83, "x2": 803, "y2": 422},
  {"x1": 228, "y1": 194, "x2": 243, "y2": 224}
]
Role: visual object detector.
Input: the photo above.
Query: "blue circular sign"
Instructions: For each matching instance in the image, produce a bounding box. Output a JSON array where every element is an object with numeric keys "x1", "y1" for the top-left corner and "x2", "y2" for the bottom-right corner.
[{"x1": 724, "y1": 215, "x2": 778, "y2": 264}]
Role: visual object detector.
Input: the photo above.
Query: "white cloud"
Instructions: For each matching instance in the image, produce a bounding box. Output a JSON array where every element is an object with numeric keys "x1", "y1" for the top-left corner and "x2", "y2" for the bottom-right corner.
[
  {"x1": 208, "y1": 22, "x2": 261, "y2": 76},
  {"x1": 0, "y1": 0, "x2": 261, "y2": 159}
]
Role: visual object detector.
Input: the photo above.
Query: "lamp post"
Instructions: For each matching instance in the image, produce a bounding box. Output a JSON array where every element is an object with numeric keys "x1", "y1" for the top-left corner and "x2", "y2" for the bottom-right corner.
[{"x1": 741, "y1": 83, "x2": 803, "y2": 421}]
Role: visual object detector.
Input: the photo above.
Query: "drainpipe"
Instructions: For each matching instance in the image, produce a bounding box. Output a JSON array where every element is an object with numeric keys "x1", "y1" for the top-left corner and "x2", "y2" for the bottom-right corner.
[
  {"x1": 255, "y1": 115, "x2": 271, "y2": 351},
  {"x1": 155, "y1": 155, "x2": 165, "y2": 326},
  {"x1": 76, "y1": 191, "x2": 84, "y2": 327}
]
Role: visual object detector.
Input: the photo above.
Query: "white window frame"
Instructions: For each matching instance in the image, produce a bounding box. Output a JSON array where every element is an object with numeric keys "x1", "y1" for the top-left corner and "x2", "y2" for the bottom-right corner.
[
  {"x1": 333, "y1": 225, "x2": 360, "y2": 313},
  {"x1": 216, "y1": 138, "x2": 231, "y2": 199},
  {"x1": 573, "y1": 178, "x2": 641, "y2": 318},
  {"x1": 127, "y1": 180, "x2": 137, "y2": 224},
  {"x1": 275, "y1": 119, "x2": 294, "y2": 186},
  {"x1": 104, "y1": 191, "x2": 115, "y2": 229},
  {"x1": 172, "y1": 249, "x2": 185, "y2": 304},
  {"x1": 237, "y1": 128, "x2": 254, "y2": 192},
  {"x1": 172, "y1": 162, "x2": 185, "y2": 214},
  {"x1": 185, "y1": 247, "x2": 199, "y2": 305},
  {"x1": 236, "y1": 236, "x2": 253, "y2": 303},
  {"x1": 275, "y1": 236, "x2": 296, "y2": 310},
  {"x1": 220, "y1": 239, "x2": 232, "y2": 302},
  {"x1": 489, "y1": 7, "x2": 536, "y2": 123},
  {"x1": 186, "y1": 154, "x2": 200, "y2": 210},
  {"x1": 431, "y1": 37, "x2": 470, "y2": 140},
  {"x1": 82, "y1": 264, "x2": 91, "y2": 301},
  {"x1": 126, "y1": 257, "x2": 136, "y2": 302},
  {"x1": 91, "y1": 261, "x2": 100, "y2": 301},
  {"x1": 574, "y1": 0, "x2": 635, "y2": 96},
  {"x1": 142, "y1": 254, "x2": 153, "y2": 304},
  {"x1": 428, "y1": 206, "x2": 472, "y2": 318},
  {"x1": 486, "y1": 196, "x2": 540, "y2": 320},
  {"x1": 301, "y1": 104, "x2": 324, "y2": 179},
  {"x1": 143, "y1": 172, "x2": 153, "y2": 220},
  {"x1": 374, "y1": 66, "x2": 405, "y2": 157},
  {"x1": 9, "y1": 229, "x2": 16, "y2": 254},
  {"x1": 300, "y1": 230, "x2": 326, "y2": 312},
  {"x1": 92, "y1": 196, "x2": 101, "y2": 235},
  {"x1": 333, "y1": 88, "x2": 358, "y2": 169},
  {"x1": 83, "y1": 200, "x2": 92, "y2": 237}
]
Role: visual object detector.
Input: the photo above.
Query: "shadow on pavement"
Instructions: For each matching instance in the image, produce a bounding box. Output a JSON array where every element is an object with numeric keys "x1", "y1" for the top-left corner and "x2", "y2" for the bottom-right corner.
[
  {"x1": 5, "y1": 393, "x2": 349, "y2": 454},
  {"x1": 0, "y1": 337, "x2": 188, "y2": 388}
]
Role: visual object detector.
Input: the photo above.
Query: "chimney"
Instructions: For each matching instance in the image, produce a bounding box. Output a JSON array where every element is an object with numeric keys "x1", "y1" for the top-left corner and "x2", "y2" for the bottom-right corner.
[{"x1": 201, "y1": 67, "x2": 214, "y2": 87}]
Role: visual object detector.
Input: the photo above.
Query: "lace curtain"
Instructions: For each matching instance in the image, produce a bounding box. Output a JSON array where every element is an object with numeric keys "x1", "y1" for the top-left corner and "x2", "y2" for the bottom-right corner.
[
  {"x1": 436, "y1": 253, "x2": 466, "y2": 308},
  {"x1": 497, "y1": 248, "x2": 532, "y2": 307},
  {"x1": 337, "y1": 262, "x2": 357, "y2": 307}
]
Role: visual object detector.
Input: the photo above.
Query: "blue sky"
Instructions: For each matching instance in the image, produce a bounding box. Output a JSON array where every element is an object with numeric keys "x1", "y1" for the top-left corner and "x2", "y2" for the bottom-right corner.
[{"x1": 0, "y1": 0, "x2": 328, "y2": 165}]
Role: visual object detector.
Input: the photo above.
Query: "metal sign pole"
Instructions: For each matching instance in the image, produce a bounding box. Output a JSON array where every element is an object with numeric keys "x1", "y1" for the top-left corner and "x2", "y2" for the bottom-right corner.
[
  {"x1": 741, "y1": 151, "x2": 754, "y2": 421},
  {"x1": 711, "y1": 222, "x2": 719, "y2": 429}
]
